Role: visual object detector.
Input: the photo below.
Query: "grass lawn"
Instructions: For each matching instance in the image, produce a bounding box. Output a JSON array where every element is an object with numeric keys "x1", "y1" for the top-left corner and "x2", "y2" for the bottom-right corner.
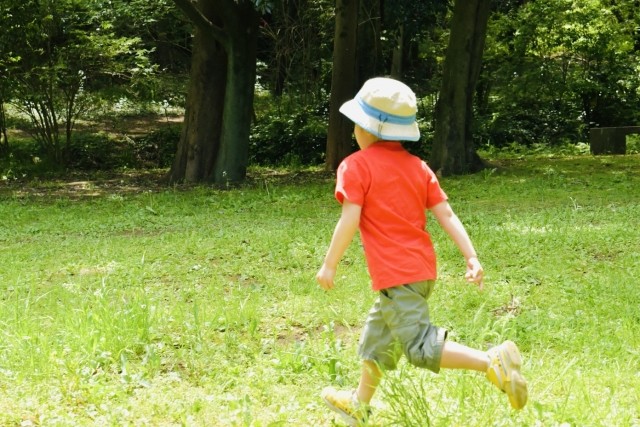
[{"x1": 0, "y1": 154, "x2": 639, "y2": 426}]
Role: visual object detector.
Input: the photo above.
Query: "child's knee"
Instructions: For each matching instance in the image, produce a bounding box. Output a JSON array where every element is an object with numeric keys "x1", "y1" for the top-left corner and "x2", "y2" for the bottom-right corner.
[{"x1": 403, "y1": 325, "x2": 447, "y2": 373}]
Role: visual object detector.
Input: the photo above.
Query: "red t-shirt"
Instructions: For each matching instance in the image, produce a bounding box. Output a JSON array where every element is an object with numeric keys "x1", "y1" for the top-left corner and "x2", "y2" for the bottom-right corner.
[{"x1": 335, "y1": 142, "x2": 448, "y2": 290}]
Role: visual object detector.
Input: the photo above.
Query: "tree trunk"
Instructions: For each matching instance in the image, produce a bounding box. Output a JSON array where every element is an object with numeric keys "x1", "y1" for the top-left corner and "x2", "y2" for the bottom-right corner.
[
  {"x1": 169, "y1": 0, "x2": 226, "y2": 183},
  {"x1": 357, "y1": 0, "x2": 383, "y2": 82},
  {"x1": 430, "y1": 0, "x2": 490, "y2": 175},
  {"x1": 170, "y1": 0, "x2": 258, "y2": 184},
  {"x1": 326, "y1": 0, "x2": 359, "y2": 171},
  {"x1": 272, "y1": 0, "x2": 299, "y2": 97},
  {"x1": 390, "y1": 25, "x2": 404, "y2": 80},
  {"x1": 214, "y1": 0, "x2": 259, "y2": 184},
  {"x1": 0, "y1": 100, "x2": 8, "y2": 155},
  {"x1": 169, "y1": 25, "x2": 226, "y2": 183}
]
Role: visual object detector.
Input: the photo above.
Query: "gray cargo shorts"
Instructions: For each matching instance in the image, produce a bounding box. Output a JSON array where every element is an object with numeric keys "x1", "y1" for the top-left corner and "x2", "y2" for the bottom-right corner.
[{"x1": 358, "y1": 281, "x2": 448, "y2": 372}]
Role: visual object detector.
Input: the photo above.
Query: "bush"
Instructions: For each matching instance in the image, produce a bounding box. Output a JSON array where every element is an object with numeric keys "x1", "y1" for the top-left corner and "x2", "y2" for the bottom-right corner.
[
  {"x1": 249, "y1": 104, "x2": 436, "y2": 166},
  {"x1": 250, "y1": 107, "x2": 327, "y2": 166},
  {"x1": 67, "y1": 125, "x2": 180, "y2": 171},
  {"x1": 627, "y1": 134, "x2": 640, "y2": 154},
  {"x1": 68, "y1": 133, "x2": 136, "y2": 170},
  {"x1": 402, "y1": 119, "x2": 434, "y2": 160},
  {"x1": 0, "y1": 138, "x2": 47, "y2": 181},
  {"x1": 132, "y1": 125, "x2": 180, "y2": 168},
  {"x1": 479, "y1": 105, "x2": 586, "y2": 148}
]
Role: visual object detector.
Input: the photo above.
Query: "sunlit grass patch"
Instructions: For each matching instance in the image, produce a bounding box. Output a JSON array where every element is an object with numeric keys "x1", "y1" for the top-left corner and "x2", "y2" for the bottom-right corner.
[{"x1": 1, "y1": 154, "x2": 639, "y2": 425}]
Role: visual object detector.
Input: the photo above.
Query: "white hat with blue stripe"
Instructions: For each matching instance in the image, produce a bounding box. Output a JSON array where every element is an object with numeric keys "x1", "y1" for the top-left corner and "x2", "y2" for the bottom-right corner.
[{"x1": 339, "y1": 77, "x2": 420, "y2": 142}]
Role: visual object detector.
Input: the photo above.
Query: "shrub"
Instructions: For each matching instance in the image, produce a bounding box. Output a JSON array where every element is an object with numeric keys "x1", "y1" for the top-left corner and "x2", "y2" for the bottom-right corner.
[
  {"x1": 132, "y1": 125, "x2": 180, "y2": 168},
  {"x1": 250, "y1": 107, "x2": 327, "y2": 166},
  {"x1": 403, "y1": 120, "x2": 434, "y2": 160},
  {"x1": 0, "y1": 138, "x2": 47, "y2": 181},
  {"x1": 68, "y1": 132, "x2": 136, "y2": 170},
  {"x1": 67, "y1": 125, "x2": 180, "y2": 171},
  {"x1": 249, "y1": 106, "x2": 436, "y2": 166},
  {"x1": 627, "y1": 134, "x2": 640, "y2": 154}
]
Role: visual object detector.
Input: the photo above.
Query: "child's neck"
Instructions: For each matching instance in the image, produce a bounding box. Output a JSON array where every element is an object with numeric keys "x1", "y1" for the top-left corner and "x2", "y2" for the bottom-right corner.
[{"x1": 357, "y1": 136, "x2": 381, "y2": 150}]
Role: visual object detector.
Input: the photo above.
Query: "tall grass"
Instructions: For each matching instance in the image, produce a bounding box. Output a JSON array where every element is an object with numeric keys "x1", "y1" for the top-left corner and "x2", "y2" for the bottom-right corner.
[{"x1": 0, "y1": 155, "x2": 639, "y2": 426}]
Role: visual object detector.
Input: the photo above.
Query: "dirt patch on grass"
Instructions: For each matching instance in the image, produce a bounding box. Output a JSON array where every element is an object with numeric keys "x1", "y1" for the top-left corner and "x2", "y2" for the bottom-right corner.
[
  {"x1": 0, "y1": 168, "x2": 335, "y2": 200},
  {"x1": 7, "y1": 114, "x2": 184, "y2": 140},
  {"x1": 0, "y1": 169, "x2": 170, "y2": 199},
  {"x1": 1, "y1": 111, "x2": 334, "y2": 199}
]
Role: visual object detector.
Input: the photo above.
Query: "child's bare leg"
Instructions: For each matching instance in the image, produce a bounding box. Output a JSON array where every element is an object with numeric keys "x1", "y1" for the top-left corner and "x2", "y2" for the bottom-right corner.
[
  {"x1": 355, "y1": 360, "x2": 382, "y2": 404},
  {"x1": 439, "y1": 341, "x2": 489, "y2": 372}
]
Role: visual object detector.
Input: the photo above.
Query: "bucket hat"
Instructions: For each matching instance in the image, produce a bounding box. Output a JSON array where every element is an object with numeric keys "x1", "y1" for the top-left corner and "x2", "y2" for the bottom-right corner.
[{"x1": 339, "y1": 77, "x2": 420, "y2": 142}]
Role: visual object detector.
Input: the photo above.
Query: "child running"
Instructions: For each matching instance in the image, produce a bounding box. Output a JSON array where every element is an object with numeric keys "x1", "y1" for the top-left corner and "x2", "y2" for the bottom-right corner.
[{"x1": 316, "y1": 77, "x2": 528, "y2": 426}]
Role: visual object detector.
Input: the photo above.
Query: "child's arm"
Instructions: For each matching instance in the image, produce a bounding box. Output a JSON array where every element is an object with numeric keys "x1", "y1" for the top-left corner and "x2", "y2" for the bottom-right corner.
[
  {"x1": 430, "y1": 201, "x2": 484, "y2": 289},
  {"x1": 316, "y1": 200, "x2": 362, "y2": 290}
]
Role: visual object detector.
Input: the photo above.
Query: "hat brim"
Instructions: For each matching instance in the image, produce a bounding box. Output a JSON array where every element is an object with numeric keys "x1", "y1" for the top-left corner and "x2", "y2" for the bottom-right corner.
[{"x1": 339, "y1": 99, "x2": 420, "y2": 142}]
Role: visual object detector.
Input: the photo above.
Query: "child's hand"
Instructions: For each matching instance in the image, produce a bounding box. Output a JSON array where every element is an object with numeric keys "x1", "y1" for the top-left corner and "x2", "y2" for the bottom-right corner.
[
  {"x1": 316, "y1": 264, "x2": 336, "y2": 290},
  {"x1": 465, "y1": 257, "x2": 484, "y2": 290}
]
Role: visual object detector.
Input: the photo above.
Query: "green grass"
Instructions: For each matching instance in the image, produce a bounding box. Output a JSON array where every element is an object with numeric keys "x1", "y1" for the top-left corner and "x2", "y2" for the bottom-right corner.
[{"x1": 1, "y1": 155, "x2": 639, "y2": 426}]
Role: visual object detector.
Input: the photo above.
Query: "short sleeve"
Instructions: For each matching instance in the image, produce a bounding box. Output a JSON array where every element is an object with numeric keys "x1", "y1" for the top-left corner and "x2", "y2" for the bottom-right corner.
[
  {"x1": 423, "y1": 162, "x2": 448, "y2": 208},
  {"x1": 335, "y1": 156, "x2": 369, "y2": 206}
]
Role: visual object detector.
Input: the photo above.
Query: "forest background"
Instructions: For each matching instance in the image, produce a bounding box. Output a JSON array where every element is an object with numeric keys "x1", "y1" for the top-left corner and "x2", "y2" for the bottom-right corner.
[{"x1": 1, "y1": 0, "x2": 639, "y2": 179}]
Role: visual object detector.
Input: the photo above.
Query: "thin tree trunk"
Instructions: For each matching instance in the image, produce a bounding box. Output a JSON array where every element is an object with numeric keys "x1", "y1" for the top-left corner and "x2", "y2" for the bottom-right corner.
[
  {"x1": 0, "y1": 101, "x2": 8, "y2": 154},
  {"x1": 390, "y1": 25, "x2": 404, "y2": 79},
  {"x1": 326, "y1": 0, "x2": 359, "y2": 171},
  {"x1": 357, "y1": 0, "x2": 383, "y2": 82}
]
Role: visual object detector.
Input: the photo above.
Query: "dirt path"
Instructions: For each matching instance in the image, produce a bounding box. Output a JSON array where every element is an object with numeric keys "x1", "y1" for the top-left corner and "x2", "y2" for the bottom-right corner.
[
  {"x1": 0, "y1": 169, "x2": 171, "y2": 199},
  {"x1": 7, "y1": 114, "x2": 184, "y2": 140}
]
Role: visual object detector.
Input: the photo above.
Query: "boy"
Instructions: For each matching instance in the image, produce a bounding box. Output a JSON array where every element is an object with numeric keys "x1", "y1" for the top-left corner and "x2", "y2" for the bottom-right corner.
[{"x1": 316, "y1": 77, "x2": 528, "y2": 426}]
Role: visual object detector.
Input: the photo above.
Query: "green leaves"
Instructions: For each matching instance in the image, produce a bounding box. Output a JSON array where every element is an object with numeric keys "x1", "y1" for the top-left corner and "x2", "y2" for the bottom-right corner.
[{"x1": 483, "y1": 0, "x2": 640, "y2": 146}]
